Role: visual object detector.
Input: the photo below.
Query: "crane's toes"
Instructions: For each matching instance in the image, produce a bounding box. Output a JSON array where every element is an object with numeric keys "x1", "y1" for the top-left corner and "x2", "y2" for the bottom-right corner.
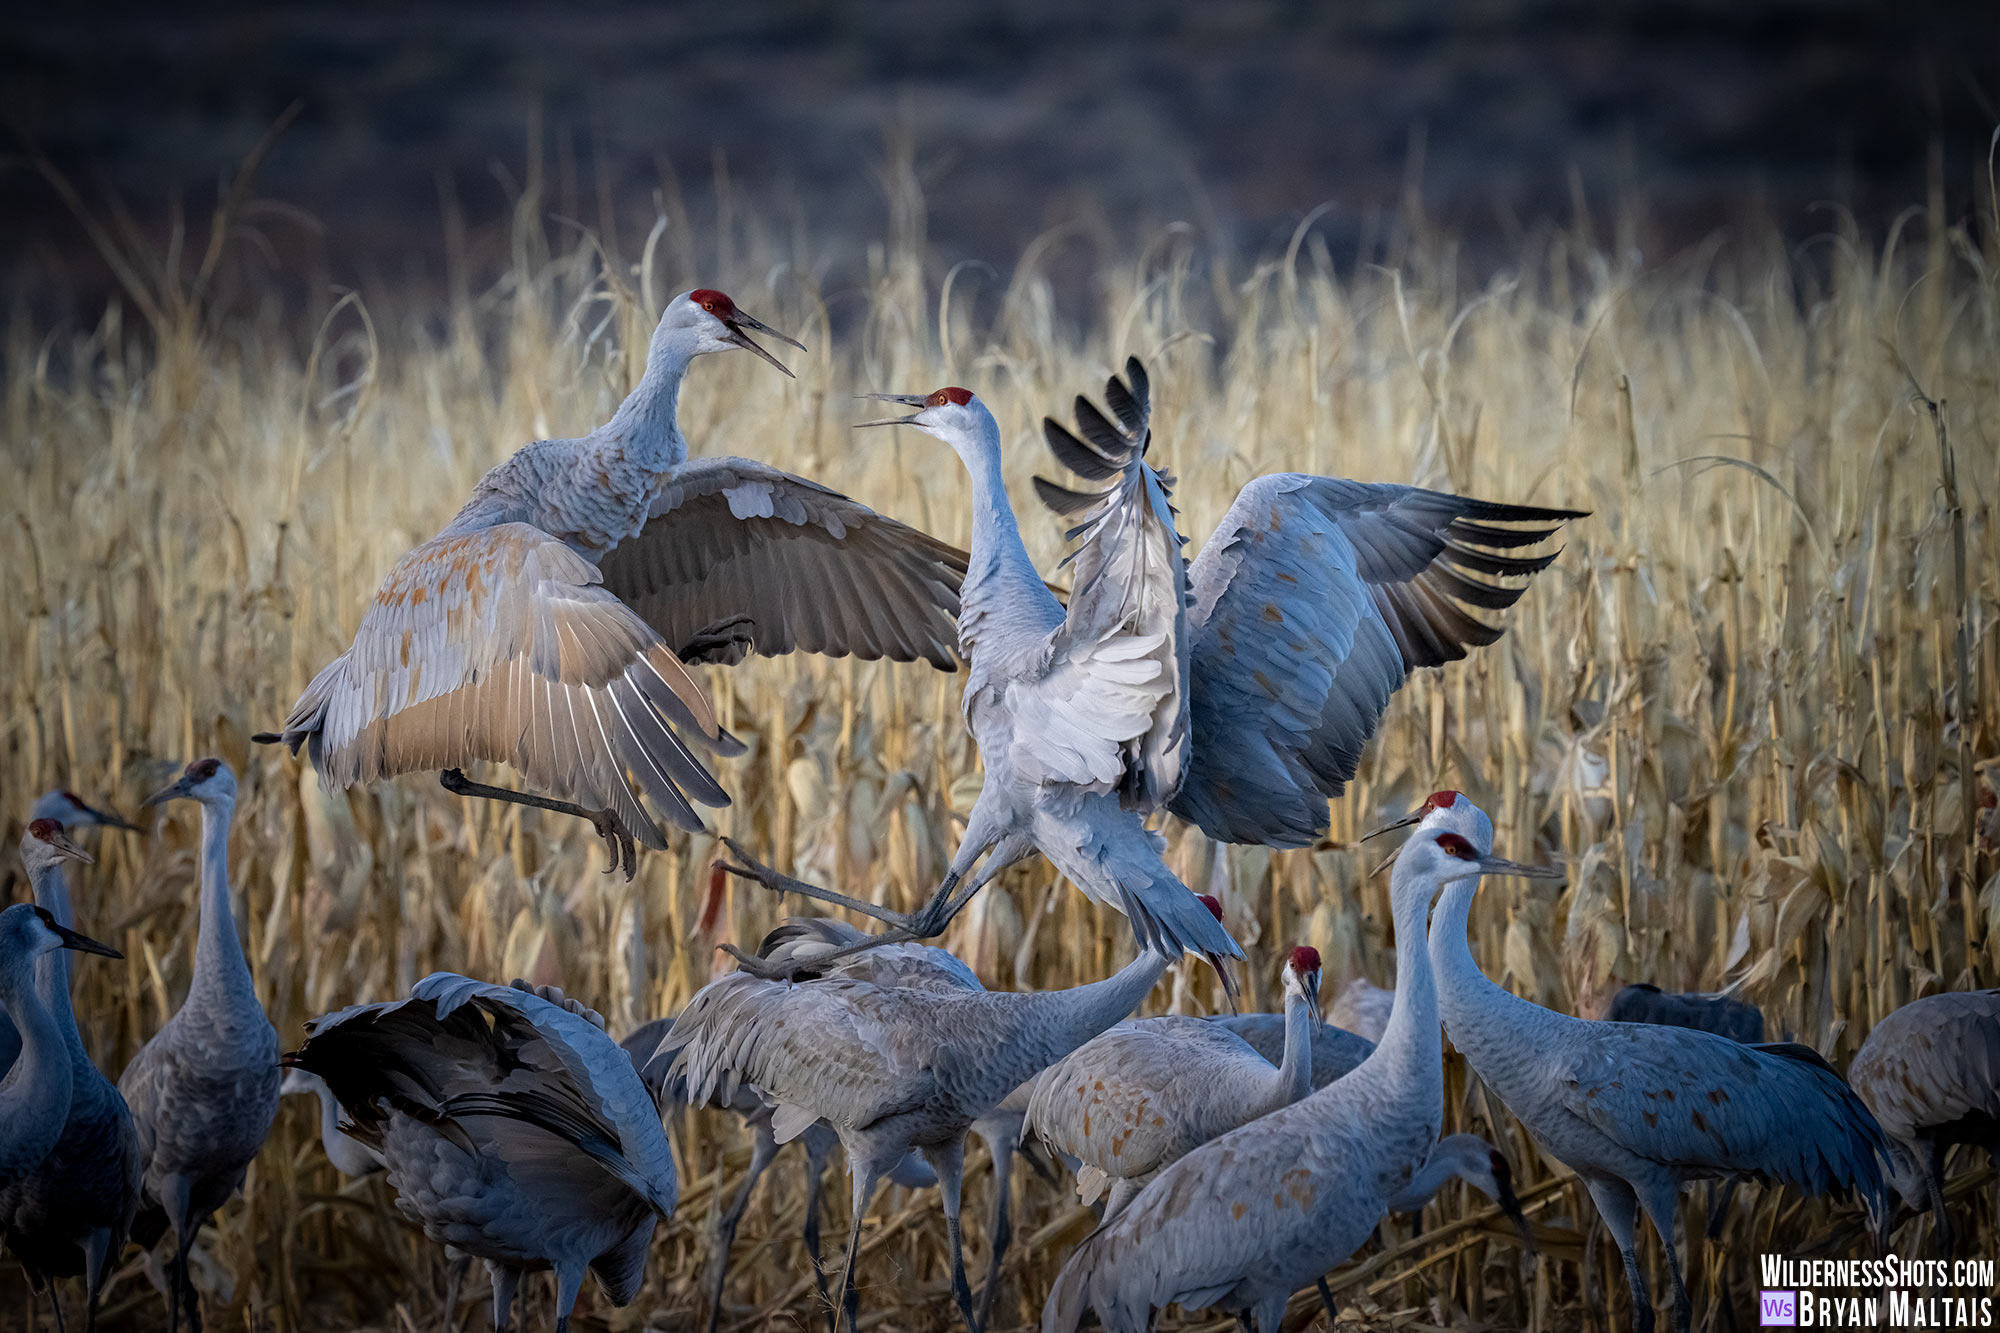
[
  {"x1": 716, "y1": 942, "x2": 805, "y2": 982},
  {"x1": 586, "y1": 809, "x2": 640, "y2": 880}
]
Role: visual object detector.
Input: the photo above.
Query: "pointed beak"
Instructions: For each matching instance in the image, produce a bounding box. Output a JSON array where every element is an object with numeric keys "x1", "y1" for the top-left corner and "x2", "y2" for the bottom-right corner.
[
  {"x1": 722, "y1": 310, "x2": 804, "y2": 378},
  {"x1": 44, "y1": 828, "x2": 95, "y2": 864},
  {"x1": 1471, "y1": 855, "x2": 1565, "y2": 882},
  {"x1": 51, "y1": 921, "x2": 122, "y2": 959},
  {"x1": 83, "y1": 803, "x2": 141, "y2": 832},
  {"x1": 1495, "y1": 1176, "x2": 1536, "y2": 1252},
  {"x1": 1361, "y1": 809, "x2": 1426, "y2": 841},
  {"x1": 1303, "y1": 969, "x2": 1322, "y2": 1019},
  {"x1": 854, "y1": 393, "x2": 929, "y2": 428},
  {"x1": 142, "y1": 776, "x2": 192, "y2": 807}
]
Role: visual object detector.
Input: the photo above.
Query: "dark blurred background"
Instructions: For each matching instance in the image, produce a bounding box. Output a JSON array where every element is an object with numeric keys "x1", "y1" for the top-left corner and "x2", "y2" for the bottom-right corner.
[{"x1": 3, "y1": 0, "x2": 1998, "y2": 323}]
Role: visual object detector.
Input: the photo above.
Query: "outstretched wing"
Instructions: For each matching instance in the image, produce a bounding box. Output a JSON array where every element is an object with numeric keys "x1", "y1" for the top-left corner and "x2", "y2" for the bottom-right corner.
[
  {"x1": 595, "y1": 457, "x2": 968, "y2": 670},
  {"x1": 1174, "y1": 474, "x2": 1582, "y2": 846},
  {"x1": 276, "y1": 522, "x2": 737, "y2": 846},
  {"x1": 1018, "y1": 358, "x2": 1190, "y2": 811}
]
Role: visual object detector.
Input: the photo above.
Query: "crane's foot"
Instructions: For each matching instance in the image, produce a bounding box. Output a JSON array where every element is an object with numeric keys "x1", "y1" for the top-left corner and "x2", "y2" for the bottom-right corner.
[
  {"x1": 440, "y1": 769, "x2": 640, "y2": 880},
  {"x1": 678, "y1": 614, "x2": 757, "y2": 667}
]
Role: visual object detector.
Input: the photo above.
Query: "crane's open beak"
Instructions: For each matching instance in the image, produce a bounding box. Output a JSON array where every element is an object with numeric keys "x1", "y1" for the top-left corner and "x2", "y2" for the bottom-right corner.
[
  {"x1": 723, "y1": 310, "x2": 805, "y2": 378},
  {"x1": 854, "y1": 393, "x2": 929, "y2": 428},
  {"x1": 48, "y1": 918, "x2": 122, "y2": 958},
  {"x1": 1361, "y1": 809, "x2": 1426, "y2": 841}
]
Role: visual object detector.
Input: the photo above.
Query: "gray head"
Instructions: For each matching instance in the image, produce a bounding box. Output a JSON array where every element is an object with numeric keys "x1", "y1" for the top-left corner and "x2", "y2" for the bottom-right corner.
[
  {"x1": 19, "y1": 818, "x2": 94, "y2": 875},
  {"x1": 143, "y1": 757, "x2": 237, "y2": 810},
  {"x1": 1441, "y1": 1134, "x2": 1536, "y2": 1250},
  {"x1": 0, "y1": 901, "x2": 123, "y2": 967},
  {"x1": 856, "y1": 385, "x2": 997, "y2": 454},
  {"x1": 657, "y1": 288, "x2": 805, "y2": 377},
  {"x1": 1282, "y1": 945, "x2": 1323, "y2": 1018},
  {"x1": 28, "y1": 789, "x2": 140, "y2": 832}
]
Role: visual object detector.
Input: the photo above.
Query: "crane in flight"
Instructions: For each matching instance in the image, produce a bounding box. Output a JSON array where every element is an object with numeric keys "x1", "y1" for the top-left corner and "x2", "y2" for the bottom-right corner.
[
  {"x1": 722, "y1": 359, "x2": 1579, "y2": 973},
  {"x1": 1412, "y1": 790, "x2": 1889, "y2": 1333},
  {"x1": 260, "y1": 289, "x2": 968, "y2": 876}
]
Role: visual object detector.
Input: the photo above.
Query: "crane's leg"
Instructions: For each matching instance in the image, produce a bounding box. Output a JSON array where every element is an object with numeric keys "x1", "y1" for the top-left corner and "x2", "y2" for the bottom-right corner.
[
  {"x1": 705, "y1": 1119, "x2": 784, "y2": 1333},
  {"x1": 832, "y1": 1165, "x2": 886, "y2": 1333},
  {"x1": 440, "y1": 1253, "x2": 468, "y2": 1333},
  {"x1": 1581, "y1": 1178, "x2": 1655, "y2": 1333},
  {"x1": 46, "y1": 1283, "x2": 67, "y2": 1333},
  {"x1": 1923, "y1": 1137, "x2": 1955, "y2": 1257},
  {"x1": 973, "y1": 1132, "x2": 1016, "y2": 1332},
  {"x1": 1316, "y1": 1277, "x2": 1340, "y2": 1326},
  {"x1": 486, "y1": 1260, "x2": 520, "y2": 1333},
  {"x1": 1634, "y1": 1178, "x2": 1693, "y2": 1333},
  {"x1": 439, "y1": 769, "x2": 640, "y2": 880},
  {"x1": 552, "y1": 1259, "x2": 586, "y2": 1333},
  {"x1": 83, "y1": 1225, "x2": 116, "y2": 1333},
  {"x1": 923, "y1": 1140, "x2": 980, "y2": 1333},
  {"x1": 1701, "y1": 1177, "x2": 1741, "y2": 1239},
  {"x1": 803, "y1": 1130, "x2": 837, "y2": 1333}
]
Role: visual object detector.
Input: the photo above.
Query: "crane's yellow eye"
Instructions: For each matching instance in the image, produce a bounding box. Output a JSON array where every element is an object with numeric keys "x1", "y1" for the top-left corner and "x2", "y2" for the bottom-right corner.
[{"x1": 702, "y1": 301, "x2": 714, "y2": 311}]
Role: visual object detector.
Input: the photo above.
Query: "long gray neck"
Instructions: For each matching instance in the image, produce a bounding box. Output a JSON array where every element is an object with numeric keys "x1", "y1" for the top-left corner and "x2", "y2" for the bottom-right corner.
[
  {"x1": 1369, "y1": 858, "x2": 1444, "y2": 1111},
  {"x1": 0, "y1": 953, "x2": 68, "y2": 1150},
  {"x1": 994, "y1": 949, "x2": 1172, "y2": 1093},
  {"x1": 191, "y1": 797, "x2": 256, "y2": 1006},
  {"x1": 953, "y1": 424, "x2": 1061, "y2": 659},
  {"x1": 28, "y1": 861, "x2": 83, "y2": 1060},
  {"x1": 599, "y1": 328, "x2": 694, "y2": 470},
  {"x1": 1429, "y1": 877, "x2": 1545, "y2": 1044},
  {"x1": 1270, "y1": 985, "x2": 1315, "y2": 1107}
]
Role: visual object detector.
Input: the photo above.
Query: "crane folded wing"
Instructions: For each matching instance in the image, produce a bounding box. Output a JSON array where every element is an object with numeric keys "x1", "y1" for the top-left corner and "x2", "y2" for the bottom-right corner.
[
  {"x1": 595, "y1": 456, "x2": 969, "y2": 670},
  {"x1": 274, "y1": 522, "x2": 736, "y2": 847}
]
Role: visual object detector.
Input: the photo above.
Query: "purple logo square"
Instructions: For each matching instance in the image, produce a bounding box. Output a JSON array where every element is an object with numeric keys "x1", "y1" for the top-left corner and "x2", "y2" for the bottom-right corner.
[{"x1": 1759, "y1": 1291, "x2": 1797, "y2": 1327}]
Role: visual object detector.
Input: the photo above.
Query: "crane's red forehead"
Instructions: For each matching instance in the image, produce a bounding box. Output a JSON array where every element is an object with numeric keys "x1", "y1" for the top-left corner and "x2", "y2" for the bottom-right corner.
[
  {"x1": 688, "y1": 288, "x2": 737, "y2": 316},
  {"x1": 188, "y1": 757, "x2": 221, "y2": 780},
  {"x1": 926, "y1": 386, "x2": 973, "y2": 407},
  {"x1": 1424, "y1": 790, "x2": 1462, "y2": 810},
  {"x1": 1288, "y1": 945, "x2": 1321, "y2": 973},
  {"x1": 28, "y1": 818, "x2": 62, "y2": 841}
]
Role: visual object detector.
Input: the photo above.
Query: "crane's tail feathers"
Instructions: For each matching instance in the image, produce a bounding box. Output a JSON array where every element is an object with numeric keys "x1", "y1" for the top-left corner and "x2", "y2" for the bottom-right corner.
[{"x1": 1040, "y1": 1248, "x2": 1097, "y2": 1333}]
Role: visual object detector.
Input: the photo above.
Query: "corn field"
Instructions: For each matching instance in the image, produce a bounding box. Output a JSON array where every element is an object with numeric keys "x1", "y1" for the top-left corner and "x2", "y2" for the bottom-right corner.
[{"x1": 2, "y1": 142, "x2": 1996, "y2": 1332}]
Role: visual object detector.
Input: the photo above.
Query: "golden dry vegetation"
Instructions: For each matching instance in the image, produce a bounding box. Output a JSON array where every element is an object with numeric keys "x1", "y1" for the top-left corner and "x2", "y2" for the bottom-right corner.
[{"x1": 2, "y1": 145, "x2": 1996, "y2": 1332}]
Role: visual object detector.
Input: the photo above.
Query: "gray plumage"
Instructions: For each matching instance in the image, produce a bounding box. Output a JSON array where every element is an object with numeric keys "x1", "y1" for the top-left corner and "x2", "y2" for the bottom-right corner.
[
  {"x1": 118, "y1": 760, "x2": 280, "y2": 1333},
  {"x1": 1039, "y1": 820, "x2": 1520, "y2": 1333},
  {"x1": 269, "y1": 290, "x2": 966, "y2": 857},
  {"x1": 279, "y1": 1069, "x2": 384, "y2": 1179},
  {"x1": 1326, "y1": 976, "x2": 1394, "y2": 1043},
  {"x1": 2, "y1": 820, "x2": 143, "y2": 1333},
  {"x1": 1028, "y1": 951, "x2": 1323, "y2": 1216},
  {"x1": 1848, "y1": 989, "x2": 2000, "y2": 1253},
  {"x1": 1385, "y1": 1133, "x2": 1535, "y2": 1246},
  {"x1": 1210, "y1": 1011, "x2": 1376, "y2": 1088},
  {"x1": 293, "y1": 973, "x2": 676, "y2": 1333},
  {"x1": 658, "y1": 918, "x2": 1195, "y2": 1333},
  {"x1": 1607, "y1": 983, "x2": 1766, "y2": 1044},
  {"x1": 1423, "y1": 793, "x2": 1887, "y2": 1333}
]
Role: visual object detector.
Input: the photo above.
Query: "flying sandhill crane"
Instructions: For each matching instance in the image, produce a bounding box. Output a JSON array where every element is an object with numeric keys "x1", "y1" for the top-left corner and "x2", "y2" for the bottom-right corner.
[
  {"x1": 1410, "y1": 790, "x2": 1888, "y2": 1333},
  {"x1": 1041, "y1": 811, "x2": 1559, "y2": 1333},
  {"x1": 2, "y1": 820, "x2": 143, "y2": 1333},
  {"x1": 260, "y1": 289, "x2": 968, "y2": 876},
  {"x1": 657, "y1": 901, "x2": 1222, "y2": 1333},
  {"x1": 1028, "y1": 947, "x2": 1324, "y2": 1218},
  {"x1": 119, "y1": 759, "x2": 280, "y2": 1333},
  {"x1": 1847, "y1": 989, "x2": 2000, "y2": 1254},
  {"x1": 0, "y1": 891, "x2": 124, "y2": 1194},
  {"x1": 0, "y1": 793, "x2": 136, "y2": 1075},
  {"x1": 292, "y1": 974, "x2": 675, "y2": 1333},
  {"x1": 1606, "y1": 983, "x2": 1765, "y2": 1043},
  {"x1": 725, "y1": 361, "x2": 1577, "y2": 975}
]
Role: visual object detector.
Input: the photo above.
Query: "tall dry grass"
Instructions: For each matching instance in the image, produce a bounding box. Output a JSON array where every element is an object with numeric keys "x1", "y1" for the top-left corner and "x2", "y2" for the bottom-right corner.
[{"x1": 2, "y1": 143, "x2": 1996, "y2": 1332}]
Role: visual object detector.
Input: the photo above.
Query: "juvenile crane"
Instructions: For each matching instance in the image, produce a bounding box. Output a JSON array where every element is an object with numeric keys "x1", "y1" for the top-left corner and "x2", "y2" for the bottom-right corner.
[
  {"x1": 1041, "y1": 812, "x2": 1559, "y2": 1333},
  {"x1": 293, "y1": 974, "x2": 676, "y2": 1333},
  {"x1": 1028, "y1": 946, "x2": 1324, "y2": 1217},
  {"x1": 0, "y1": 894, "x2": 124, "y2": 1194},
  {"x1": 1412, "y1": 790, "x2": 1889, "y2": 1333},
  {"x1": 1848, "y1": 989, "x2": 2000, "y2": 1253},
  {"x1": 658, "y1": 902, "x2": 1224, "y2": 1333},
  {"x1": 263, "y1": 289, "x2": 968, "y2": 875},
  {"x1": 2, "y1": 820, "x2": 143, "y2": 1333},
  {"x1": 119, "y1": 759, "x2": 280, "y2": 1333},
  {"x1": 728, "y1": 361, "x2": 1577, "y2": 972}
]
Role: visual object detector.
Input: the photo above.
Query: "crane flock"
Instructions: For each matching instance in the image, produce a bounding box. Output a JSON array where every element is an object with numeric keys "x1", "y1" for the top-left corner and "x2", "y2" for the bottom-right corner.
[{"x1": 1, "y1": 295, "x2": 1980, "y2": 1333}]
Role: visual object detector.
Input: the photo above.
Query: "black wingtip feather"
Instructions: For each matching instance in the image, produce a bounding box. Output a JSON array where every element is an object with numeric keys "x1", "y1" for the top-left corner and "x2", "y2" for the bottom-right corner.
[
  {"x1": 1034, "y1": 476, "x2": 1103, "y2": 516},
  {"x1": 1042, "y1": 418, "x2": 1122, "y2": 481}
]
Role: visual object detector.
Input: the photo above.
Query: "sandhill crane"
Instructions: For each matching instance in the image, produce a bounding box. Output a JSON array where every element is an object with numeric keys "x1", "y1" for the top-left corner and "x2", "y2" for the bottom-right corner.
[
  {"x1": 118, "y1": 759, "x2": 280, "y2": 1333},
  {"x1": 291, "y1": 974, "x2": 675, "y2": 1333},
  {"x1": 1411, "y1": 790, "x2": 1888, "y2": 1333},
  {"x1": 1848, "y1": 989, "x2": 2000, "y2": 1254},
  {"x1": 1386, "y1": 1133, "x2": 1534, "y2": 1244},
  {"x1": 1328, "y1": 977, "x2": 1394, "y2": 1042},
  {"x1": 1028, "y1": 947, "x2": 1324, "y2": 1218},
  {"x1": 658, "y1": 902, "x2": 1221, "y2": 1333},
  {"x1": 279, "y1": 1070, "x2": 384, "y2": 1180},
  {"x1": 260, "y1": 289, "x2": 969, "y2": 877},
  {"x1": 1607, "y1": 983, "x2": 1765, "y2": 1043},
  {"x1": 1041, "y1": 814, "x2": 1559, "y2": 1333},
  {"x1": 2, "y1": 820, "x2": 143, "y2": 1333},
  {"x1": 726, "y1": 361, "x2": 1577, "y2": 975},
  {"x1": 0, "y1": 888, "x2": 124, "y2": 1195}
]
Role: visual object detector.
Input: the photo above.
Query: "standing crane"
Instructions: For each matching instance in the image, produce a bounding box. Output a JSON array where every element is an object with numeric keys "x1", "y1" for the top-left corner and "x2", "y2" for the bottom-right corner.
[
  {"x1": 1606, "y1": 983, "x2": 1765, "y2": 1042},
  {"x1": 1028, "y1": 947, "x2": 1324, "y2": 1218},
  {"x1": 291, "y1": 973, "x2": 676, "y2": 1333},
  {"x1": 1847, "y1": 989, "x2": 2000, "y2": 1254},
  {"x1": 260, "y1": 289, "x2": 969, "y2": 876},
  {"x1": 118, "y1": 759, "x2": 280, "y2": 1333},
  {"x1": 1209, "y1": 995, "x2": 1376, "y2": 1086},
  {"x1": 725, "y1": 362, "x2": 1578, "y2": 974},
  {"x1": 0, "y1": 870, "x2": 124, "y2": 1196},
  {"x1": 2, "y1": 819, "x2": 142, "y2": 1333},
  {"x1": 656, "y1": 900, "x2": 1224, "y2": 1333},
  {"x1": 1041, "y1": 811, "x2": 1559, "y2": 1332},
  {"x1": 279, "y1": 1069, "x2": 384, "y2": 1180},
  {"x1": 1411, "y1": 790, "x2": 1889, "y2": 1333}
]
